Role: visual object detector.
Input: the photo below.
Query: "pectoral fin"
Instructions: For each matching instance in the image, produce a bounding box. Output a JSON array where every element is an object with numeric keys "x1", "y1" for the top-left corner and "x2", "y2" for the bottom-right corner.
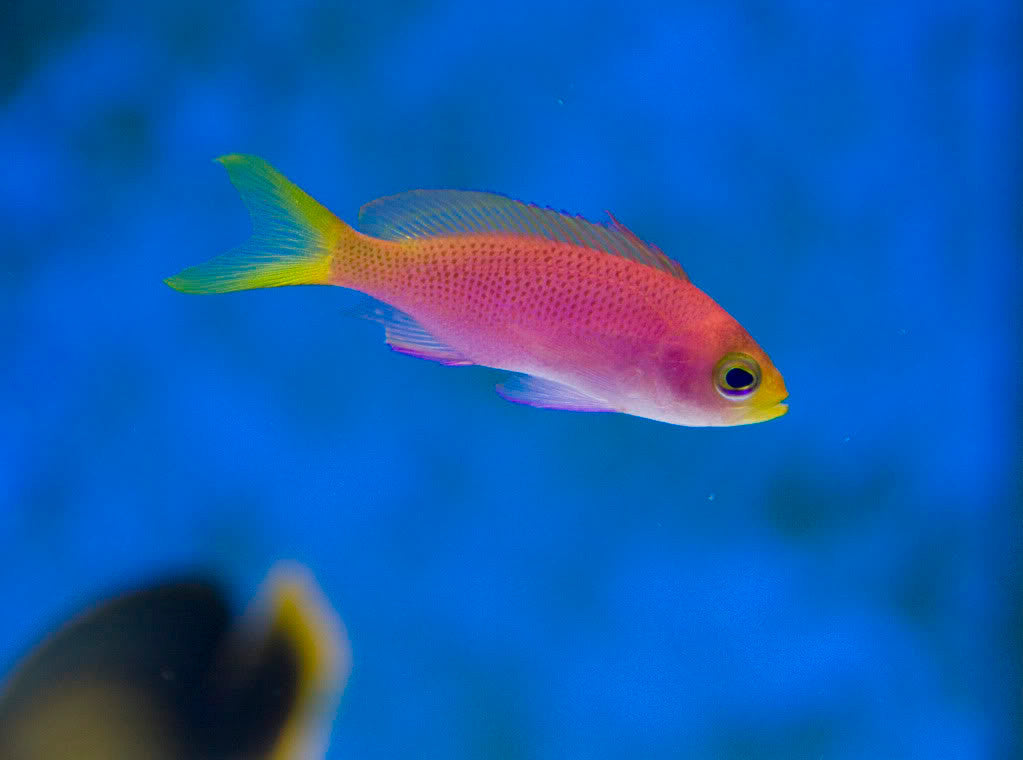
[
  {"x1": 348, "y1": 300, "x2": 473, "y2": 366},
  {"x1": 495, "y1": 375, "x2": 615, "y2": 413}
]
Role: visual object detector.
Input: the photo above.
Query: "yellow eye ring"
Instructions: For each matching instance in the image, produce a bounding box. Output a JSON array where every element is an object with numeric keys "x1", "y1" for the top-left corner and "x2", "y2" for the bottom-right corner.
[{"x1": 714, "y1": 353, "x2": 761, "y2": 400}]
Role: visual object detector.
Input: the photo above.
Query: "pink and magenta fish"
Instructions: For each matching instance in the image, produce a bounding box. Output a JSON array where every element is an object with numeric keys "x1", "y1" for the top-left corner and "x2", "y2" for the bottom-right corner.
[{"x1": 166, "y1": 155, "x2": 788, "y2": 426}]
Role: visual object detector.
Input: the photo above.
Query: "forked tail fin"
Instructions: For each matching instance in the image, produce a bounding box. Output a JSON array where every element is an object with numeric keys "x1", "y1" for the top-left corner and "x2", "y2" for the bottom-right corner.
[{"x1": 165, "y1": 154, "x2": 350, "y2": 293}]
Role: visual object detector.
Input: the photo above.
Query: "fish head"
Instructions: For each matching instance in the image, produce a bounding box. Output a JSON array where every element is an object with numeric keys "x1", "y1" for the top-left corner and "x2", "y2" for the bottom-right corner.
[{"x1": 655, "y1": 303, "x2": 788, "y2": 427}]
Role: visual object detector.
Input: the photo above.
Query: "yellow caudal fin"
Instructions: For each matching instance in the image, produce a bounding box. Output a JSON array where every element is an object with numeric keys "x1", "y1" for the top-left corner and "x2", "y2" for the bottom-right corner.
[
  {"x1": 252, "y1": 563, "x2": 351, "y2": 760},
  {"x1": 165, "y1": 155, "x2": 350, "y2": 293}
]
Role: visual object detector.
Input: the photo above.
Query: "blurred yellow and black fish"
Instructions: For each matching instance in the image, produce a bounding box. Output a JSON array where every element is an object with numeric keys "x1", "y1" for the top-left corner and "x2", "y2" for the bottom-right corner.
[{"x1": 0, "y1": 563, "x2": 350, "y2": 760}]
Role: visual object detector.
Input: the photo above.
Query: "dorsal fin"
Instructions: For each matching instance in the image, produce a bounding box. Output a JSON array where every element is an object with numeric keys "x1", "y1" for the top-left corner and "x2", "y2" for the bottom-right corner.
[{"x1": 357, "y1": 190, "x2": 689, "y2": 282}]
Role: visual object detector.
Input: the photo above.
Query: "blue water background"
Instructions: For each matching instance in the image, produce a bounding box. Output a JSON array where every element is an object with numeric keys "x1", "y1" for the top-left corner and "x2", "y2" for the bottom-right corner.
[{"x1": 2, "y1": 1, "x2": 1019, "y2": 758}]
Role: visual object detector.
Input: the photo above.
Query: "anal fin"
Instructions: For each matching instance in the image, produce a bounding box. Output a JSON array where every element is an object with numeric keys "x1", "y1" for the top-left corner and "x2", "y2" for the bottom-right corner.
[
  {"x1": 349, "y1": 299, "x2": 473, "y2": 366},
  {"x1": 495, "y1": 375, "x2": 616, "y2": 413}
]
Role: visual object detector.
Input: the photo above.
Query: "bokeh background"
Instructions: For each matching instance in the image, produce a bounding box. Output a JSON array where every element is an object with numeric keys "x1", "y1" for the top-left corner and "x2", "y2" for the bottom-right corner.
[{"x1": 2, "y1": 1, "x2": 1020, "y2": 758}]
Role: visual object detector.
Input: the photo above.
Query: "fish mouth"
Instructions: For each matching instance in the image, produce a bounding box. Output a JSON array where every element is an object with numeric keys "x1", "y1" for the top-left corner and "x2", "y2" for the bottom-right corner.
[{"x1": 744, "y1": 395, "x2": 789, "y2": 424}]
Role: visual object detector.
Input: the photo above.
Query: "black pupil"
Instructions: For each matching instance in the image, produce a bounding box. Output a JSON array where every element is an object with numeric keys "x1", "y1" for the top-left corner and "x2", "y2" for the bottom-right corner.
[{"x1": 725, "y1": 367, "x2": 754, "y2": 389}]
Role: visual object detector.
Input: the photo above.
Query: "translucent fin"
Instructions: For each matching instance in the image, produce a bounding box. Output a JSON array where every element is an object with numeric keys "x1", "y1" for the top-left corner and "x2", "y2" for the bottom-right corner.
[
  {"x1": 349, "y1": 299, "x2": 473, "y2": 366},
  {"x1": 165, "y1": 155, "x2": 349, "y2": 293},
  {"x1": 255, "y1": 563, "x2": 350, "y2": 760},
  {"x1": 358, "y1": 190, "x2": 689, "y2": 281},
  {"x1": 495, "y1": 375, "x2": 616, "y2": 412}
]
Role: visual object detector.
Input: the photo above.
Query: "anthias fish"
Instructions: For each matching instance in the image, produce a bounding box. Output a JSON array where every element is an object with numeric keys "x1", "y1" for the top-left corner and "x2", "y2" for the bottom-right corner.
[
  {"x1": 167, "y1": 155, "x2": 788, "y2": 426},
  {"x1": 0, "y1": 563, "x2": 348, "y2": 760}
]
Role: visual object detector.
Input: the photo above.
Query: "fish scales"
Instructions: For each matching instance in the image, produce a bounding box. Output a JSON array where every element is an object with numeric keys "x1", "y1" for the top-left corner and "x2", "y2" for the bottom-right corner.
[{"x1": 335, "y1": 235, "x2": 675, "y2": 367}]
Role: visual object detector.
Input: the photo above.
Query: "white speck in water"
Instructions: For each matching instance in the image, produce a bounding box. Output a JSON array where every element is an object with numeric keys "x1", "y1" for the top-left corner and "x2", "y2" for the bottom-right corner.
[
  {"x1": 160, "y1": 667, "x2": 175, "y2": 681},
  {"x1": 707, "y1": 493, "x2": 716, "y2": 501},
  {"x1": 556, "y1": 97, "x2": 565, "y2": 106},
  {"x1": 842, "y1": 435, "x2": 851, "y2": 443}
]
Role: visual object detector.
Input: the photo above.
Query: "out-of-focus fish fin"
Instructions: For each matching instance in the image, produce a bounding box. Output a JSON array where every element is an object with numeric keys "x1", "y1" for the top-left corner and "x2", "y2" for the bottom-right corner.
[
  {"x1": 358, "y1": 190, "x2": 689, "y2": 282},
  {"x1": 252, "y1": 563, "x2": 350, "y2": 760},
  {"x1": 495, "y1": 375, "x2": 616, "y2": 412},
  {"x1": 166, "y1": 155, "x2": 349, "y2": 293},
  {"x1": 347, "y1": 299, "x2": 474, "y2": 366}
]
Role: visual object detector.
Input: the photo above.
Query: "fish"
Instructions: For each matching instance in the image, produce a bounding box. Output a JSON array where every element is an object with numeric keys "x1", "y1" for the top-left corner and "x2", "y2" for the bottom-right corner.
[
  {"x1": 0, "y1": 563, "x2": 349, "y2": 760},
  {"x1": 166, "y1": 155, "x2": 788, "y2": 426}
]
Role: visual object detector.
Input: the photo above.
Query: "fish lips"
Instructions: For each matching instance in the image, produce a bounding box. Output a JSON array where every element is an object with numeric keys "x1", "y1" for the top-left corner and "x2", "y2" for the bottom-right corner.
[{"x1": 741, "y1": 394, "x2": 789, "y2": 424}]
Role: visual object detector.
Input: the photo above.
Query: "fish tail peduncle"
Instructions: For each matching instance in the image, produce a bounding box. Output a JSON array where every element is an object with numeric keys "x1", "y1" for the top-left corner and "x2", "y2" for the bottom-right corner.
[{"x1": 165, "y1": 154, "x2": 354, "y2": 293}]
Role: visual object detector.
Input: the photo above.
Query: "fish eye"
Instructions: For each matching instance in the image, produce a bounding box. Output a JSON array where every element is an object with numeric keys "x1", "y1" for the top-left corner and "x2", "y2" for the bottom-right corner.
[{"x1": 714, "y1": 353, "x2": 761, "y2": 400}]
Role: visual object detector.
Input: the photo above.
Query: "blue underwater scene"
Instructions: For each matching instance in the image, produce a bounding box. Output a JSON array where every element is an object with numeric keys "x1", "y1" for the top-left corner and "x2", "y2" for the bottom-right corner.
[{"x1": 1, "y1": 0, "x2": 1020, "y2": 758}]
